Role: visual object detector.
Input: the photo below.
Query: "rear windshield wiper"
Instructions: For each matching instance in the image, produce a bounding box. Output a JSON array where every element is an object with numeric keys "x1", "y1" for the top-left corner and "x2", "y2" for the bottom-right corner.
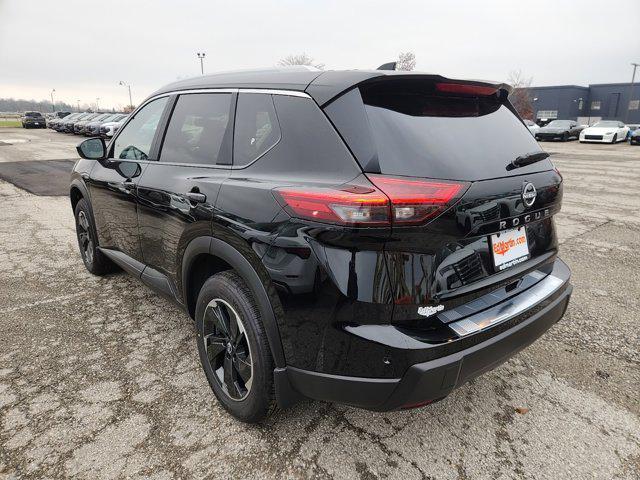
[{"x1": 508, "y1": 151, "x2": 550, "y2": 170}]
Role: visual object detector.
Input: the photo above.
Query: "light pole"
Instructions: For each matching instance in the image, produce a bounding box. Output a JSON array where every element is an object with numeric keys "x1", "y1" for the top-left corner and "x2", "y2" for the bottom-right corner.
[
  {"x1": 624, "y1": 62, "x2": 639, "y2": 123},
  {"x1": 197, "y1": 52, "x2": 206, "y2": 75},
  {"x1": 119, "y1": 80, "x2": 133, "y2": 109},
  {"x1": 96, "y1": 97, "x2": 100, "y2": 112},
  {"x1": 50, "y1": 89, "x2": 56, "y2": 112},
  {"x1": 77, "y1": 100, "x2": 81, "y2": 112}
]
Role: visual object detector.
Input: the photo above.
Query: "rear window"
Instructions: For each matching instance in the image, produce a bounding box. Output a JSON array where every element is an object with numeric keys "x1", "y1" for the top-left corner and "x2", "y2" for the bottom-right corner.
[
  {"x1": 25, "y1": 112, "x2": 43, "y2": 117},
  {"x1": 325, "y1": 81, "x2": 552, "y2": 181}
]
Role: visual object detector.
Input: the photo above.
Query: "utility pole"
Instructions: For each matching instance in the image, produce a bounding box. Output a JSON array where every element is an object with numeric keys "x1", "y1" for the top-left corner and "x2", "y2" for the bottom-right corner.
[
  {"x1": 119, "y1": 81, "x2": 133, "y2": 109},
  {"x1": 50, "y1": 89, "x2": 56, "y2": 112},
  {"x1": 197, "y1": 52, "x2": 206, "y2": 75},
  {"x1": 625, "y1": 62, "x2": 639, "y2": 123}
]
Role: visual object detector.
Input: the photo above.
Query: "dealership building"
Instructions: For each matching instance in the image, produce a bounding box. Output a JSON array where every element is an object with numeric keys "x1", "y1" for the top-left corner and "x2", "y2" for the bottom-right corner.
[{"x1": 528, "y1": 82, "x2": 640, "y2": 125}]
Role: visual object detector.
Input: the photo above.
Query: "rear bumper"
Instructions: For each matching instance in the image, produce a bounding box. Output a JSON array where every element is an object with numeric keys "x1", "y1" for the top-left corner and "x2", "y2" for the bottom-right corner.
[{"x1": 277, "y1": 259, "x2": 572, "y2": 410}]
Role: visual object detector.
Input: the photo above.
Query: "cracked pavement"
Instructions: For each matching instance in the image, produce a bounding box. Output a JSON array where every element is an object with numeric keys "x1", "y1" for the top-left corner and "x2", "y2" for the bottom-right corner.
[{"x1": 0, "y1": 129, "x2": 639, "y2": 479}]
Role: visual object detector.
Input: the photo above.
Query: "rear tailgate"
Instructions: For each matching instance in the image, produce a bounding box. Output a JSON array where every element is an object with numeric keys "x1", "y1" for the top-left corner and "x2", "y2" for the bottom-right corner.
[{"x1": 323, "y1": 75, "x2": 562, "y2": 322}]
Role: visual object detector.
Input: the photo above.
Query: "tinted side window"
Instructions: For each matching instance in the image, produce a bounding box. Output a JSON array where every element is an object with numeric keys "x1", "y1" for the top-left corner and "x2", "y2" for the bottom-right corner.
[
  {"x1": 233, "y1": 94, "x2": 280, "y2": 167},
  {"x1": 160, "y1": 93, "x2": 232, "y2": 165},
  {"x1": 113, "y1": 97, "x2": 168, "y2": 160}
]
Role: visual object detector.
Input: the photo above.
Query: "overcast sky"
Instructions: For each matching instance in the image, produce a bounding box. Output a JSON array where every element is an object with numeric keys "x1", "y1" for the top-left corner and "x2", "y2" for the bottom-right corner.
[{"x1": 1, "y1": 0, "x2": 639, "y2": 110}]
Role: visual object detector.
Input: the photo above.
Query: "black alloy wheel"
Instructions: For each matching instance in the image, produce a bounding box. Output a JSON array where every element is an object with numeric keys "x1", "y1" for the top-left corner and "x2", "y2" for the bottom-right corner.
[
  {"x1": 202, "y1": 298, "x2": 253, "y2": 400},
  {"x1": 195, "y1": 271, "x2": 276, "y2": 423},
  {"x1": 76, "y1": 210, "x2": 94, "y2": 266},
  {"x1": 74, "y1": 198, "x2": 115, "y2": 276}
]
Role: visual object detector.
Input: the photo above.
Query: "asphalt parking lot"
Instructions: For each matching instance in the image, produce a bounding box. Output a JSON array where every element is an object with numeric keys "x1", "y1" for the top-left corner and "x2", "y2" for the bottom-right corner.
[{"x1": 0, "y1": 127, "x2": 639, "y2": 479}]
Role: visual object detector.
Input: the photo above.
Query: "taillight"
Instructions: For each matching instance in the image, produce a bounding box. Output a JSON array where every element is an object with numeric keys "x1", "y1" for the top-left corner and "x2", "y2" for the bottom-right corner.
[
  {"x1": 274, "y1": 184, "x2": 390, "y2": 226},
  {"x1": 435, "y1": 82, "x2": 498, "y2": 96},
  {"x1": 274, "y1": 176, "x2": 468, "y2": 227},
  {"x1": 368, "y1": 175, "x2": 468, "y2": 225}
]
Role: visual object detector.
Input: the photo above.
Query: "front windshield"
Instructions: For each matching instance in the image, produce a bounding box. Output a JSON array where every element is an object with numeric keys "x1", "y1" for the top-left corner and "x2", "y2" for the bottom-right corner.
[
  {"x1": 546, "y1": 120, "x2": 571, "y2": 128},
  {"x1": 592, "y1": 121, "x2": 618, "y2": 128}
]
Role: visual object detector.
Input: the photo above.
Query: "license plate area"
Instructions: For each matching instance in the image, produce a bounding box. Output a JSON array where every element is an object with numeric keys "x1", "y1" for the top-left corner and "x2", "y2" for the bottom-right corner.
[{"x1": 490, "y1": 227, "x2": 529, "y2": 271}]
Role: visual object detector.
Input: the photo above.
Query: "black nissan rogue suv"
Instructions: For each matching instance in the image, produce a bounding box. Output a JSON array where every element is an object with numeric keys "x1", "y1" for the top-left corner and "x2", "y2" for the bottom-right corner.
[{"x1": 70, "y1": 68, "x2": 572, "y2": 423}]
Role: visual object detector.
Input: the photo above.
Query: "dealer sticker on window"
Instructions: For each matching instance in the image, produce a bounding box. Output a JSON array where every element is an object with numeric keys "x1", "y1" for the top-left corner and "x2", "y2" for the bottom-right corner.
[{"x1": 490, "y1": 227, "x2": 529, "y2": 271}]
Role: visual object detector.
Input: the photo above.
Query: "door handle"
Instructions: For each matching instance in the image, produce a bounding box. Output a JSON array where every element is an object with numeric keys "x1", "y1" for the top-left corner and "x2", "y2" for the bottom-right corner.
[{"x1": 186, "y1": 192, "x2": 206, "y2": 203}]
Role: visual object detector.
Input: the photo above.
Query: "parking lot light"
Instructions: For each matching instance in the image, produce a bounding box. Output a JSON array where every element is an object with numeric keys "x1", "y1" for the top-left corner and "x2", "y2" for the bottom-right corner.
[
  {"x1": 197, "y1": 52, "x2": 206, "y2": 75},
  {"x1": 625, "y1": 62, "x2": 639, "y2": 123},
  {"x1": 50, "y1": 89, "x2": 56, "y2": 112},
  {"x1": 119, "y1": 81, "x2": 133, "y2": 109}
]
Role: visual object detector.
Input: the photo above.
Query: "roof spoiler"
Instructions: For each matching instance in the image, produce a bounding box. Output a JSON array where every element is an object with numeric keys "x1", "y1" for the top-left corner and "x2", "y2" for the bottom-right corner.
[{"x1": 377, "y1": 62, "x2": 397, "y2": 71}]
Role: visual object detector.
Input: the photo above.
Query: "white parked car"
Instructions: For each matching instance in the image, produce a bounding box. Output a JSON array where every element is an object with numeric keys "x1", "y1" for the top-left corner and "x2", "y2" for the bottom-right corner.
[
  {"x1": 524, "y1": 119, "x2": 540, "y2": 135},
  {"x1": 99, "y1": 117, "x2": 128, "y2": 138},
  {"x1": 579, "y1": 120, "x2": 629, "y2": 144}
]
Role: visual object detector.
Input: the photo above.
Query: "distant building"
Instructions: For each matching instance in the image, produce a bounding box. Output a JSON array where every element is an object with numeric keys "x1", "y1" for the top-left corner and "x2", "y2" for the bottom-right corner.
[{"x1": 525, "y1": 82, "x2": 640, "y2": 125}]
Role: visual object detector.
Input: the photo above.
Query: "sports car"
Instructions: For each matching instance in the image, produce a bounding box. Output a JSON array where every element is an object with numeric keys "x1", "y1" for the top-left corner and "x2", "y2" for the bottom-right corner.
[
  {"x1": 579, "y1": 120, "x2": 629, "y2": 143},
  {"x1": 535, "y1": 120, "x2": 583, "y2": 141}
]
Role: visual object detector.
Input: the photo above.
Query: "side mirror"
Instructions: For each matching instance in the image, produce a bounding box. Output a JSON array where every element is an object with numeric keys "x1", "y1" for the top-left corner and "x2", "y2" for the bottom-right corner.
[{"x1": 76, "y1": 138, "x2": 106, "y2": 160}]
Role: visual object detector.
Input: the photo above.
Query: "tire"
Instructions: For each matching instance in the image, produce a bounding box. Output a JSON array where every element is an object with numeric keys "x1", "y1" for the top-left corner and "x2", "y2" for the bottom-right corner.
[
  {"x1": 612, "y1": 134, "x2": 617, "y2": 144},
  {"x1": 74, "y1": 198, "x2": 115, "y2": 275},
  {"x1": 195, "y1": 270, "x2": 276, "y2": 423}
]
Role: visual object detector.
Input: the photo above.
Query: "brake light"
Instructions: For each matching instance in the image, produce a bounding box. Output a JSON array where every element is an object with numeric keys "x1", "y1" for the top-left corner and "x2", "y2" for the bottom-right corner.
[
  {"x1": 368, "y1": 175, "x2": 468, "y2": 225},
  {"x1": 275, "y1": 176, "x2": 468, "y2": 227},
  {"x1": 435, "y1": 82, "x2": 498, "y2": 96}
]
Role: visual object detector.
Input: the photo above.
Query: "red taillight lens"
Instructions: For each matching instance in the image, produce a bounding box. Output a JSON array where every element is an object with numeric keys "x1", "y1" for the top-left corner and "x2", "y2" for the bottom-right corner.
[
  {"x1": 368, "y1": 175, "x2": 468, "y2": 225},
  {"x1": 435, "y1": 82, "x2": 498, "y2": 96},
  {"x1": 274, "y1": 177, "x2": 468, "y2": 227},
  {"x1": 274, "y1": 185, "x2": 390, "y2": 226}
]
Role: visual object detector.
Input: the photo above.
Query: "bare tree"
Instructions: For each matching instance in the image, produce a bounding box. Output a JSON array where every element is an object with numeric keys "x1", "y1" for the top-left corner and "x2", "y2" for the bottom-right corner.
[
  {"x1": 396, "y1": 52, "x2": 416, "y2": 71},
  {"x1": 278, "y1": 53, "x2": 324, "y2": 70},
  {"x1": 508, "y1": 70, "x2": 534, "y2": 120}
]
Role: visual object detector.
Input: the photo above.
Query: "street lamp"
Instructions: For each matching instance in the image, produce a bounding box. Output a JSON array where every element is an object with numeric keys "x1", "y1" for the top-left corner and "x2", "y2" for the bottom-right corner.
[
  {"x1": 50, "y1": 89, "x2": 56, "y2": 112},
  {"x1": 625, "y1": 62, "x2": 639, "y2": 123},
  {"x1": 119, "y1": 80, "x2": 133, "y2": 109},
  {"x1": 197, "y1": 52, "x2": 206, "y2": 75},
  {"x1": 77, "y1": 100, "x2": 81, "y2": 112},
  {"x1": 96, "y1": 97, "x2": 100, "y2": 112}
]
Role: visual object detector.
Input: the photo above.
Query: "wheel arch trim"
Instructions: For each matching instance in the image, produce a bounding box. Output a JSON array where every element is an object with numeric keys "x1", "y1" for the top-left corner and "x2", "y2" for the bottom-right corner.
[
  {"x1": 182, "y1": 235, "x2": 286, "y2": 368},
  {"x1": 69, "y1": 179, "x2": 90, "y2": 210}
]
